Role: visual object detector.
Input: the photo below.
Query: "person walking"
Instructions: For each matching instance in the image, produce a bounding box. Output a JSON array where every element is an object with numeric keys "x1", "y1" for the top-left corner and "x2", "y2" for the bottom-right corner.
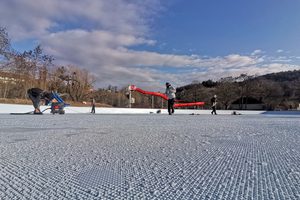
[
  {"x1": 165, "y1": 82, "x2": 176, "y2": 115},
  {"x1": 90, "y1": 98, "x2": 96, "y2": 113},
  {"x1": 211, "y1": 95, "x2": 217, "y2": 115},
  {"x1": 27, "y1": 88, "x2": 52, "y2": 114}
]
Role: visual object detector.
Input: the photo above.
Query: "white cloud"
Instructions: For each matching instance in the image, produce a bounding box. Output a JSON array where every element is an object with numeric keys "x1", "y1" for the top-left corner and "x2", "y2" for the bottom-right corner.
[
  {"x1": 0, "y1": 0, "x2": 162, "y2": 40},
  {"x1": 277, "y1": 49, "x2": 284, "y2": 53},
  {"x1": 39, "y1": 29, "x2": 266, "y2": 91},
  {"x1": 263, "y1": 56, "x2": 291, "y2": 63},
  {"x1": 251, "y1": 49, "x2": 261, "y2": 56},
  {"x1": 260, "y1": 63, "x2": 300, "y2": 74},
  {"x1": 42, "y1": 29, "x2": 264, "y2": 68}
]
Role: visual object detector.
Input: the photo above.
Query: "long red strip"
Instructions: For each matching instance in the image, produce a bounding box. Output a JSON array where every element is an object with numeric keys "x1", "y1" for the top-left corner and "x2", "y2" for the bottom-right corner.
[
  {"x1": 174, "y1": 102, "x2": 205, "y2": 107},
  {"x1": 130, "y1": 85, "x2": 205, "y2": 107},
  {"x1": 134, "y1": 88, "x2": 168, "y2": 100}
]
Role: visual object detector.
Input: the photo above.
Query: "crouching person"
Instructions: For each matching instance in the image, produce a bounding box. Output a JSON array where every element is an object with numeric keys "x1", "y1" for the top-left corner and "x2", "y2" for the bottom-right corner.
[{"x1": 27, "y1": 88, "x2": 52, "y2": 114}]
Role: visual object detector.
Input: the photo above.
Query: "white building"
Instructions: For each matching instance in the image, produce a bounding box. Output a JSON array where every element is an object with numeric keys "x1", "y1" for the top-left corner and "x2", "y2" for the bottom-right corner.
[{"x1": 231, "y1": 97, "x2": 264, "y2": 110}]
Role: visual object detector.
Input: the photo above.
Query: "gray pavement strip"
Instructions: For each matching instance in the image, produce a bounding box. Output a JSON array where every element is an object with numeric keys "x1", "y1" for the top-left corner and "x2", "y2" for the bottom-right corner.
[{"x1": 0, "y1": 127, "x2": 88, "y2": 133}]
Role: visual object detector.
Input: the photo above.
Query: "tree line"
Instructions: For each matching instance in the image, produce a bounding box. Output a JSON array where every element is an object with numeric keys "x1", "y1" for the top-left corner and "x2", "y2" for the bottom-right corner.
[
  {"x1": 0, "y1": 28, "x2": 98, "y2": 103},
  {"x1": 176, "y1": 72, "x2": 300, "y2": 110}
]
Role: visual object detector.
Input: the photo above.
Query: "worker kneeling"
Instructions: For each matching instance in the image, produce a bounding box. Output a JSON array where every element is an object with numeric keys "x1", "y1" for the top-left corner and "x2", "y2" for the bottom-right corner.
[{"x1": 27, "y1": 88, "x2": 53, "y2": 114}]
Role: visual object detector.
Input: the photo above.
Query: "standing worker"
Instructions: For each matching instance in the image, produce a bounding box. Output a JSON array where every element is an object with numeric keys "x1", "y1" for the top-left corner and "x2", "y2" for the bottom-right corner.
[
  {"x1": 165, "y1": 82, "x2": 176, "y2": 115},
  {"x1": 27, "y1": 88, "x2": 52, "y2": 114},
  {"x1": 90, "y1": 98, "x2": 96, "y2": 113},
  {"x1": 211, "y1": 95, "x2": 217, "y2": 115}
]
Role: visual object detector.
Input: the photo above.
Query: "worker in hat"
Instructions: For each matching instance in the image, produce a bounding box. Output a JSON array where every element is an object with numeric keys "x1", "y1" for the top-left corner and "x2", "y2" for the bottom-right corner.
[
  {"x1": 211, "y1": 95, "x2": 217, "y2": 115},
  {"x1": 165, "y1": 82, "x2": 176, "y2": 115}
]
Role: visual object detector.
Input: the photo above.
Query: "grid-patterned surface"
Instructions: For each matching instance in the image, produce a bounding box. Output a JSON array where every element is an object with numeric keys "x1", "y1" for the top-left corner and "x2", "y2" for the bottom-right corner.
[{"x1": 0, "y1": 114, "x2": 300, "y2": 199}]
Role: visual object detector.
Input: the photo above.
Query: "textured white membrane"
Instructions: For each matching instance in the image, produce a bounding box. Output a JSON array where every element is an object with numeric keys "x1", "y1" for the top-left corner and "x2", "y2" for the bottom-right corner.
[{"x1": 0, "y1": 114, "x2": 300, "y2": 199}]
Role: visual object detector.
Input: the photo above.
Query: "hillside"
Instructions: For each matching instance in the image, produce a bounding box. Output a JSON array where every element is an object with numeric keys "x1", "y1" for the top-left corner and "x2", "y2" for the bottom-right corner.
[{"x1": 261, "y1": 69, "x2": 300, "y2": 82}]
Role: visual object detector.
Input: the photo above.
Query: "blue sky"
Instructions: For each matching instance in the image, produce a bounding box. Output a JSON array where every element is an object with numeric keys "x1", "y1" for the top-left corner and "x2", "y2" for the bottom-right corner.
[{"x1": 1, "y1": 0, "x2": 300, "y2": 91}]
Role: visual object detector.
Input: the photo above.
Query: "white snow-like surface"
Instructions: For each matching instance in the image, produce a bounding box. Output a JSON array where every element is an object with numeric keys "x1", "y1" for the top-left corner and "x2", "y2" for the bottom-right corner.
[
  {"x1": 2, "y1": 103, "x2": 300, "y2": 115},
  {"x1": 0, "y1": 114, "x2": 300, "y2": 199},
  {"x1": 0, "y1": 103, "x2": 270, "y2": 115}
]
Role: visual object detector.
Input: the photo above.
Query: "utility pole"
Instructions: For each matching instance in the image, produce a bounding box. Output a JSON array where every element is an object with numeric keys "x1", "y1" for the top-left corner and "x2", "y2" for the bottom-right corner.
[
  {"x1": 128, "y1": 90, "x2": 131, "y2": 108},
  {"x1": 4, "y1": 81, "x2": 8, "y2": 98},
  {"x1": 118, "y1": 91, "x2": 120, "y2": 107},
  {"x1": 152, "y1": 95, "x2": 154, "y2": 108}
]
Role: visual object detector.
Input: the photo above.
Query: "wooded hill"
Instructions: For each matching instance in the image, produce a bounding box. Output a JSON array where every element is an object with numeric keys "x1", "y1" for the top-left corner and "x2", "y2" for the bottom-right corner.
[
  {"x1": 176, "y1": 70, "x2": 300, "y2": 110},
  {"x1": 261, "y1": 70, "x2": 300, "y2": 82}
]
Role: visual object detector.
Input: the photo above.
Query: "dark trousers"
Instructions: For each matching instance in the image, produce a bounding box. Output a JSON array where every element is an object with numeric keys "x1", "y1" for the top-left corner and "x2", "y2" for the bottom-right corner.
[
  {"x1": 168, "y1": 98, "x2": 175, "y2": 114},
  {"x1": 27, "y1": 90, "x2": 41, "y2": 111},
  {"x1": 211, "y1": 106, "x2": 217, "y2": 115},
  {"x1": 91, "y1": 105, "x2": 95, "y2": 113}
]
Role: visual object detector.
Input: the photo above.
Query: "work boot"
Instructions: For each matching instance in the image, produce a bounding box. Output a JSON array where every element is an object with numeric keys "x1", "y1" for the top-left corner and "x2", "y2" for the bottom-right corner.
[{"x1": 34, "y1": 112, "x2": 43, "y2": 115}]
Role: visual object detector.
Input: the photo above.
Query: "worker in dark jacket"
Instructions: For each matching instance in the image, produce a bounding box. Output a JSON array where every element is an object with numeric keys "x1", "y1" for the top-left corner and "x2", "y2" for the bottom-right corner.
[
  {"x1": 27, "y1": 88, "x2": 52, "y2": 114},
  {"x1": 211, "y1": 95, "x2": 217, "y2": 115},
  {"x1": 90, "y1": 98, "x2": 96, "y2": 113}
]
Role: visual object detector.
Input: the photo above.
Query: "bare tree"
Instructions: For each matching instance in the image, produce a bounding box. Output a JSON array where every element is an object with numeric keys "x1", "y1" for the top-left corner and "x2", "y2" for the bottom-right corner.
[
  {"x1": 48, "y1": 66, "x2": 69, "y2": 93},
  {"x1": 0, "y1": 27, "x2": 15, "y2": 71},
  {"x1": 63, "y1": 65, "x2": 98, "y2": 102},
  {"x1": 177, "y1": 83, "x2": 214, "y2": 109},
  {"x1": 234, "y1": 73, "x2": 257, "y2": 109},
  {"x1": 216, "y1": 77, "x2": 238, "y2": 109},
  {"x1": 9, "y1": 45, "x2": 54, "y2": 98},
  {"x1": 251, "y1": 78, "x2": 283, "y2": 110}
]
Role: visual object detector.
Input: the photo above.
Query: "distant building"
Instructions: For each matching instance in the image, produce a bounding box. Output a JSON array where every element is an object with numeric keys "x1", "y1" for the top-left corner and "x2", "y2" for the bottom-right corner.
[
  {"x1": 0, "y1": 71, "x2": 16, "y2": 84},
  {"x1": 0, "y1": 71, "x2": 26, "y2": 84},
  {"x1": 231, "y1": 97, "x2": 264, "y2": 110}
]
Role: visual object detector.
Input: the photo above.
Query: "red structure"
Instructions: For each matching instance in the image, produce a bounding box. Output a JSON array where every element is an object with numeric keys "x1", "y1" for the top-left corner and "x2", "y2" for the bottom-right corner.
[{"x1": 130, "y1": 85, "x2": 205, "y2": 107}]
